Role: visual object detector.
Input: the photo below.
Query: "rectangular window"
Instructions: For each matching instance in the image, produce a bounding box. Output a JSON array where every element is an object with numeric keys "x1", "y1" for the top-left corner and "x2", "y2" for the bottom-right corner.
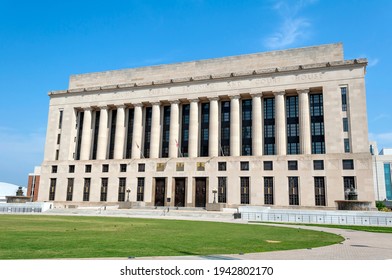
[
  {"x1": 313, "y1": 160, "x2": 324, "y2": 170},
  {"x1": 310, "y1": 93, "x2": 325, "y2": 154},
  {"x1": 218, "y1": 177, "x2": 227, "y2": 203},
  {"x1": 384, "y1": 164, "x2": 392, "y2": 200},
  {"x1": 137, "y1": 178, "x2": 145, "y2": 201},
  {"x1": 286, "y1": 95, "x2": 300, "y2": 154},
  {"x1": 264, "y1": 161, "x2": 273, "y2": 171},
  {"x1": 69, "y1": 165, "x2": 75, "y2": 173},
  {"x1": 161, "y1": 106, "x2": 171, "y2": 158},
  {"x1": 49, "y1": 178, "x2": 56, "y2": 201},
  {"x1": 85, "y1": 165, "x2": 92, "y2": 173},
  {"x1": 344, "y1": 138, "x2": 351, "y2": 153},
  {"x1": 341, "y1": 87, "x2": 347, "y2": 111},
  {"x1": 58, "y1": 110, "x2": 63, "y2": 129},
  {"x1": 314, "y1": 177, "x2": 326, "y2": 206},
  {"x1": 102, "y1": 164, "x2": 109, "y2": 172},
  {"x1": 218, "y1": 162, "x2": 227, "y2": 171},
  {"x1": 242, "y1": 99, "x2": 252, "y2": 156},
  {"x1": 343, "y1": 159, "x2": 354, "y2": 170},
  {"x1": 288, "y1": 160, "x2": 298, "y2": 170},
  {"x1": 143, "y1": 107, "x2": 152, "y2": 158},
  {"x1": 51, "y1": 165, "x2": 57, "y2": 173},
  {"x1": 108, "y1": 109, "x2": 117, "y2": 159},
  {"x1": 240, "y1": 161, "x2": 249, "y2": 171},
  {"x1": 120, "y1": 164, "x2": 127, "y2": 172},
  {"x1": 181, "y1": 104, "x2": 190, "y2": 157},
  {"x1": 200, "y1": 103, "x2": 210, "y2": 157},
  {"x1": 343, "y1": 176, "x2": 356, "y2": 200},
  {"x1": 264, "y1": 177, "x2": 274, "y2": 205},
  {"x1": 66, "y1": 178, "x2": 74, "y2": 201},
  {"x1": 118, "y1": 178, "x2": 126, "y2": 202},
  {"x1": 138, "y1": 163, "x2": 145, "y2": 172},
  {"x1": 263, "y1": 98, "x2": 275, "y2": 155},
  {"x1": 55, "y1": 149, "x2": 59, "y2": 160},
  {"x1": 100, "y1": 178, "x2": 108, "y2": 202},
  {"x1": 125, "y1": 108, "x2": 134, "y2": 159},
  {"x1": 288, "y1": 177, "x2": 299, "y2": 205},
  {"x1": 220, "y1": 101, "x2": 230, "y2": 156},
  {"x1": 83, "y1": 178, "x2": 91, "y2": 201},
  {"x1": 343, "y1": 117, "x2": 349, "y2": 132},
  {"x1": 57, "y1": 133, "x2": 61, "y2": 144},
  {"x1": 75, "y1": 110, "x2": 84, "y2": 160},
  {"x1": 240, "y1": 177, "x2": 250, "y2": 204},
  {"x1": 92, "y1": 110, "x2": 100, "y2": 160}
]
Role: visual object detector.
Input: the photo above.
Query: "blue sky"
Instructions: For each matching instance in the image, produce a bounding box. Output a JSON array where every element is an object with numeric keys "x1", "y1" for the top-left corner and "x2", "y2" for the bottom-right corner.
[{"x1": 1, "y1": 0, "x2": 391, "y2": 186}]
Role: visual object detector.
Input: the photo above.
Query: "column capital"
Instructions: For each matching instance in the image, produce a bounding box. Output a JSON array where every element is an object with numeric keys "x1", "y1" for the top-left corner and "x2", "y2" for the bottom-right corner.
[
  {"x1": 189, "y1": 98, "x2": 199, "y2": 103},
  {"x1": 151, "y1": 101, "x2": 161, "y2": 106},
  {"x1": 250, "y1": 92, "x2": 263, "y2": 98},
  {"x1": 82, "y1": 107, "x2": 92, "y2": 111},
  {"x1": 209, "y1": 96, "x2": 220, "y2": 101},
  {"x1": 114, "y1": 104, "x2": 126, "y2": 109},
  {"x1": 297, "y1": 89, "x2": 309, "y2": 95},
  {"x1": 229, "y1": 95, "x2": 241, "y2": 100},
  {"x1": 273, "y1": 91, "x2": 286, "y2": 97},
  {"x1": 133, "y1": 103, "x2": 143, "y2": 108},
  {"x1": 169, "y1": 100, "x2": 181, "y2": 105},
  {"x1": 99, "y1": 105, "x2": 109, "y2": 110}
]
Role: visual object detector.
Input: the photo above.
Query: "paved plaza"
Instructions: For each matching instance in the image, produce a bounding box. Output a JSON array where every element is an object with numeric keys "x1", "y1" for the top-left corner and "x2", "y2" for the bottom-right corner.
[{"x1": 44, "y1": 207, "x2": 392, "y2": 260}]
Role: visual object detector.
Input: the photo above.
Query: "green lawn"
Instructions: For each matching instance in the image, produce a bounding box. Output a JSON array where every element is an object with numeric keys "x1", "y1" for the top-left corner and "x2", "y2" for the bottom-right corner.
[{"x1": 0, "y1": 215, "x2": 344, "y2": 259}]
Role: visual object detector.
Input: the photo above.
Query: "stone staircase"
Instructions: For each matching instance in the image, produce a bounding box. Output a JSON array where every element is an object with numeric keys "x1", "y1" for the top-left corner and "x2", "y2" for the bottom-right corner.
[{"x1": 44, "y1": 206, "x2": 238, "y2": 222}]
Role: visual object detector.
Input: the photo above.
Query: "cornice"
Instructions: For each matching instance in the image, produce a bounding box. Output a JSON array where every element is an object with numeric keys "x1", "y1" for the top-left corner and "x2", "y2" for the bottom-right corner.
[{"x1": 48, "y1": 58, "x2": 368, "y2": 96}]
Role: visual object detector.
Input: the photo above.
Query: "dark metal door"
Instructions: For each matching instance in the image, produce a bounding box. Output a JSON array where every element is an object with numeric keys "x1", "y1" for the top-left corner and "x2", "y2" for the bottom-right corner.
[
  {"x1": 175, "y1": 178, "x2": 186, "y2": 207},
  {"x1": 155, "y1": 178, "x2": 166, "y2": 206},
  {"x1": 195, "y1": 178, "x2": 206, "y2": 207}
]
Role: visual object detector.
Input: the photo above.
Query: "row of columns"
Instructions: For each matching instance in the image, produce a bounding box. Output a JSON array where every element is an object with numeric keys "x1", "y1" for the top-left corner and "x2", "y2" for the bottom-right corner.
[{"x1": 78, "y1": 89, "x2": 312, "y2": 160}]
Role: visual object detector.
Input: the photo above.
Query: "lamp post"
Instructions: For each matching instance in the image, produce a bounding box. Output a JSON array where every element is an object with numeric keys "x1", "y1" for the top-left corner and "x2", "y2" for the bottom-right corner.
[
  {"x1": 126, "y1": 188, "x2": 131, "y2": 202},
  {"x1": 212, "y1": 189, "x2": 218, "y2": 204}
]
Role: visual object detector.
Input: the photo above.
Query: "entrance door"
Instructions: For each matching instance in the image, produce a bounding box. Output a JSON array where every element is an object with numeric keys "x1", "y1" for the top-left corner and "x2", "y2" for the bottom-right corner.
[
  {"x1": 155, "y1": 178, "x2": 166, "y2": 206},
  {"x1": 195, "y1": 178, "x2": 207, "y2": 208},
  {"x1": 175, "y1": 178, "x2": 186, "y2": 207}
]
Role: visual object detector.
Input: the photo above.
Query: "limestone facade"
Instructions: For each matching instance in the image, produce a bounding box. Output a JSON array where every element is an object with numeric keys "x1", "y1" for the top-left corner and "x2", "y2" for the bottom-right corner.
[{"x1": 38, "y1": 43, "x2": 375, "y2": 209}]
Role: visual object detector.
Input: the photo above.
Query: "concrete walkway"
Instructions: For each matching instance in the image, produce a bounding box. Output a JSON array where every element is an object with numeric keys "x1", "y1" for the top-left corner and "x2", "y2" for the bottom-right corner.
[
  {"x1": 133, "y1": 223, "x2": 392, "y2": 260},
  {"x1": 44, "y1": 208, "x2": 392, "y2": 260}
]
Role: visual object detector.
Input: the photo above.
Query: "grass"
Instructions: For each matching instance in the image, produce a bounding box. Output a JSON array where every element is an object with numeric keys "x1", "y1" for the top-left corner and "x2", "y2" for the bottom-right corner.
[{"x1": 0, "y1": 214, "x2": 344, "y2": 260}]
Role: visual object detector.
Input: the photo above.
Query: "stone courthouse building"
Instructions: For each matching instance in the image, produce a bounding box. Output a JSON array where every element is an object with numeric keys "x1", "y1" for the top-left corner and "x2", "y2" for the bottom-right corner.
[{"x1": 38, "y1": 43, "x2": 375, "y2": 209}]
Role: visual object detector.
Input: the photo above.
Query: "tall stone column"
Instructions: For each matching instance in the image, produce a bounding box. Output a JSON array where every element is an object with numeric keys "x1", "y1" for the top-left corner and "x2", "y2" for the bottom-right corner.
[
  {"x1": 209, "y1": 97, "x2": 219, "y2": 157},
  {"x1": 96, "y1": 106, "x2": 108, "y2": 160},
  {"x1": 298, "y1": 89, "x2": 312, "y2": 154},
  {"x1": 274, "y1": 91, "x2": 286, "y2": 156},
  {"x1": 149, "y1": 102, "x2": 161, "y2": 158},
  {"x1": 230, "y1": 95, "x2": 240, "y2": 157},
  {"x1": 113, "y1": 105, "x2": 126, "y2": 159},
  {"x1": 169, "y1": 100, "x2": 180, "y2": 158},
  {"x1": 251, "y1": 93, "x2": 263, "y2": 156},
  {"x1": 189, "y1": 98, "x2": 199, "y2": 158},
  {"x1": 131, "y1": 103, "x2": 143, "y2": 159},
  {"x1": 80, "y1": 107, "x2": 92, "y2": 160}
]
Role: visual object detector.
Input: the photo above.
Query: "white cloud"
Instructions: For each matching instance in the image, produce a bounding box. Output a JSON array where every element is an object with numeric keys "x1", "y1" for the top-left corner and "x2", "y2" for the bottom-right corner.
[
  {"x1": 369, "y1": 132, "x2": 392, "y2": 150},
  {"x1": 371, "y1": 113, "x2": 390, "y2": 122},
  {"x1": 368, "y1": 58, "x2": 379, "y2": 67},
  {"x1": 264, "y1": 0, "x2": 316, "y2": 49}
]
